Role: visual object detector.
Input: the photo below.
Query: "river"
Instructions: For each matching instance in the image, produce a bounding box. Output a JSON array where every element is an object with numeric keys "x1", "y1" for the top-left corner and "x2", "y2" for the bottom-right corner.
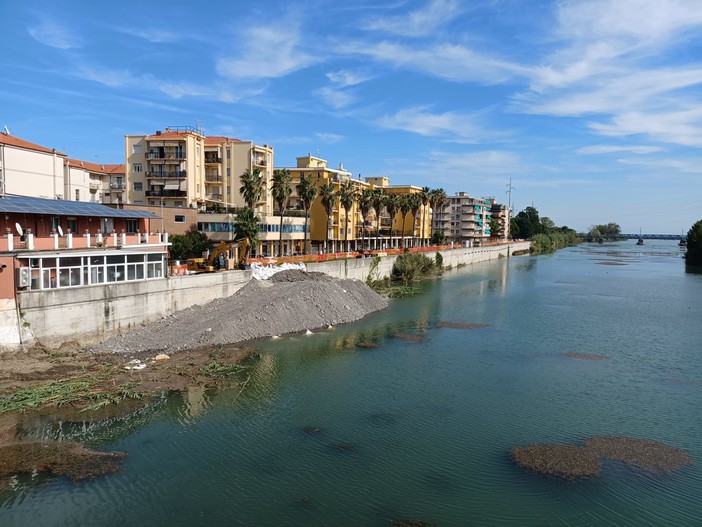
[{"x1": 2, "y1": 240, "x2": 701, "y2": 526}]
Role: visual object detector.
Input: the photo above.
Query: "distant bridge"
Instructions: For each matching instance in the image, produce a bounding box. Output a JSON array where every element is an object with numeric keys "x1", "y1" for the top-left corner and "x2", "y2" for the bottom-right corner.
[{"x1": 621, "y1": 233, "x2": 686, "y2": 240}]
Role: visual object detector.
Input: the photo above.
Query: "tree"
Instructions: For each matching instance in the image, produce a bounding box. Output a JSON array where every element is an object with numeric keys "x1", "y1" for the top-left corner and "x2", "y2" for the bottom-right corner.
[
  {"x1": 429, "y1": 188, "x2": 447, "y2": 244},
  {"x1": 370, "y1": 188, "x2": 385, "y2": 248},
  {"x1": 319, "y1": 181, "x2": 336, "y2": 252},
  {"x1": 409, "y1": 193, "x2": 421, "y2": 248},
  {"x1": 296, "y1": 172, "x2": 318, "y2": 255},
  {"x1": 239, "y1": 168, "x2": 264, "y2": 209},
  {"x1": 169, "y1": 231, "x2": 211, "y2": 260},
  {"x1": 234, "y1": 208, "x2": 259, "y2": 261},
  {"x1": 420, "y1": 186, "x2": 430, "y2": 246},
  {"x1": 540, "y1": 216, "x2": 557, "y2": 231},
  {"x1": 489, "y1": 217, "x2": 500, "y2": 238},
  {"x1": 384, "y1": 193, "x2": 400, "y2": 249},
  {"x1": 358, "y1": 188, "x2": 374, "y2": 251},
  {"x1": 685, "y1": 219, "x2": 702, "y2": 266},
  {"x1": 271, "y1": 168, "x2": 293, "y2": 256},
  {"x1": 514, "y1": 206, "x2": 541, "y2": 239},
  {"x1": 338, "y1": 180, "x2": 356, "y2": 252},
  {"x1": 398, "y1": 194, "x2": 412, "y2": 249}
]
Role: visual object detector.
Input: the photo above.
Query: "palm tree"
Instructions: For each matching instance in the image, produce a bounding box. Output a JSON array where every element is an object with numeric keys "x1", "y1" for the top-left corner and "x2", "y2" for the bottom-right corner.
[
  {"x1": 271, "y1": 168, "x2": 293, "y2": 256},
  {"x1": 370, "y1": 188, "x2": 385, "y2": 250},
  {"x1": 338, "y1": 180, "x2": 356, "y2": 252},
  {"x1": 409, "y1": 193, "x2": 421, "y2": 248},
  {"x1": 399, "y1": 194, "x2": 412, "y2": 249},
  {"x1": 384, "y1": 193, "x2": 399, "y2": 250},
  {"x1": 239, "y1": 168, "x2": 264, "y2": 209},
  {"x1": 319, "y1": 181, "x2": 336, "y2": 253},
  {"x1": 420, "y1": 186, "x2": 430, "y2": 246},
  {"x1": 234, "y1": 207, "x2": 259, "y2": 262},
  {"x1": 358, "y1": 188, "x2": 374, "y2": 252},
  {"x1": 429, "y1": 188, "x2": 447, "y2": 244},
  {"x1": 296, "y1": 172, "x2": 318, "y2": 255}
]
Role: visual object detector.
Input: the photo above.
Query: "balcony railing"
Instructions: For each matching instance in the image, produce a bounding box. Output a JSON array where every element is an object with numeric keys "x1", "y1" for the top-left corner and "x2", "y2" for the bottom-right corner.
[
  {"x1": 147, "y1": 151, "x2": 185, "y2": 160},
  {"x1": 146, "y1": 190, "x2": 187, "y2": 197},
  {"x1": 110, "y1": 182, "x2": 125, "y2": 190},
  {"x1": 205, "y1": 176, "x2": 222, "y2": 182},
  {"x1": 204, "y1": 156, "x2": 221, "y2": 164},
  {"x1": 89, "y1": 183, "x2": 100, "y2": 190},
  {"x1": 205, "y1": 194, "x2": 223, "y2": 201},
  {"x1": 253, "y1": 157, "x2": 267, "y2": 166},
  {"x1": 146, "y1": 170, "x2": 187, "y2": 179}
]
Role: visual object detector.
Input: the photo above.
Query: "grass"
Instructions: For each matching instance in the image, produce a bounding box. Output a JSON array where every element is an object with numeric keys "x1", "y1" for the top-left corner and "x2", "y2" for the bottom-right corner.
[
  {"x1": 198, "y1": 361, "x2": 247, "y2": 379},
  {"x1": 0, "y1": 377, "x2": 144, "y2": 414}
]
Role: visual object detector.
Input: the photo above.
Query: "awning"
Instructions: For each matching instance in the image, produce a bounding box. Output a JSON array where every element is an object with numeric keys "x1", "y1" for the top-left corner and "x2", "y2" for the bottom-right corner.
[
  {"x1": 164, "y1": 182, "x2": 180, "y2": 190},
  {"x1": 151, "y1": 180, "x2": 165, "y2": 186}
]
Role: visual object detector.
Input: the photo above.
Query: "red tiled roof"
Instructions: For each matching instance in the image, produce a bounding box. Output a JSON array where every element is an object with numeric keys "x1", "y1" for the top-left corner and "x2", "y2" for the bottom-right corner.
[
  {"x1": 145, "y1": 130, "x2": 189, "y2": 140},
  {"x1": 67, "y1": 158, "x2": 124, "y2": 175},
  {"x1": 205, "y1": 136, "x2": 243, "y2": 145},
  {"x1": 0, "y1": 132, "x2": 66, "y2": 156}
]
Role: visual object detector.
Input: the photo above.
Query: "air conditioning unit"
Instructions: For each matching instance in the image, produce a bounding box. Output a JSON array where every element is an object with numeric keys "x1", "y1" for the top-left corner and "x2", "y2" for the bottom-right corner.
[{"x1": 17, "y1": 267, "x2": 30, "y2": 288}]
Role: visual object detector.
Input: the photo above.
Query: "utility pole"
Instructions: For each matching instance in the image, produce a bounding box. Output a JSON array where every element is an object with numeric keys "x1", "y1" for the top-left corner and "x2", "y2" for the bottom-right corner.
[{"x1": 506, "y1": 178, "x2": 515, "y2": 212}]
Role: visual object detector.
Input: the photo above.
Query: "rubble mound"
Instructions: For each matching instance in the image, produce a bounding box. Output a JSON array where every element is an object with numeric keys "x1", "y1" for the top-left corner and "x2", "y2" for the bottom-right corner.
[{"x1": 88, "y1": 274, "x2": 388, "y2": 355}]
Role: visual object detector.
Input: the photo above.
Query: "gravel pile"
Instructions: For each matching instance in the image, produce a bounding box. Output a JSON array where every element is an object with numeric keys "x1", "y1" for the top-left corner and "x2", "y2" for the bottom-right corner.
[{"x1": 88, "y1": 271, "x2": 388, "y2": 355}]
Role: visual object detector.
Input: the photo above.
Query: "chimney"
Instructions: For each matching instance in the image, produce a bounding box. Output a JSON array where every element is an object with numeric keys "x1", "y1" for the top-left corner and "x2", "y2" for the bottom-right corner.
[{"x1": 156, "y1": 130, "x2": 162, "y2": 136}]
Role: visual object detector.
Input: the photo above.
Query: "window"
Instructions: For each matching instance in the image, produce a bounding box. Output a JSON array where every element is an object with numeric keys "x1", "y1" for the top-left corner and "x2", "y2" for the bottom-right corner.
[
  {"x1": 133, "y1": 144, "x2": 142, "y2": 154},
  {"x1": 126, "y1": 219, "x2": 138, "y2": 233},
  {"x1": 174, "y1": 201, "x2": 184, "y2": 207},
  {"x1": 226, "y1": 168, "x2": 231, "y2": 177},
  {"x1": 174, "y1": 215, "x2": 185, "y2": 223},
  {"x1": 68, "y1": 217, "x2": 77, "y2": 234},
  {"x1": 75, "y1": 189, "x2": 80, "y2": 201},
  {"x1": 196, "y1": 146, "x2": 200, "y2": 158},
  {"x1": 226, "y1": 150, "x2": 231, "y2": 159},
  {"x1": 227, "y1": 186, "x2": 231, "y2": 195},
  {"x1": 133, "y1": 182, "x2": 143, "y2": 191},
  {"x1": 133, "y1": 163, "x2": 142, "y2": 172}
]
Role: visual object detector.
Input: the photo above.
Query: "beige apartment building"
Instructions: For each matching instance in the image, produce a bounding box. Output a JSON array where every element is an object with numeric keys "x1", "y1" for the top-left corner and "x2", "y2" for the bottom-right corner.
[
  {"x1": 1, "y1": 131, "x2": 67, "y2": 200},
  {"x1": 65, "y1": 159, "x2": 125, "y2": 205}
]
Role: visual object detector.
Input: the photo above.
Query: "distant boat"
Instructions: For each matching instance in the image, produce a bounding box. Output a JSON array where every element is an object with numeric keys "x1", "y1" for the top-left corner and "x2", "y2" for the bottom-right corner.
[{"x1": 636, "y1": 229, "x2": 644, "y2": 245}]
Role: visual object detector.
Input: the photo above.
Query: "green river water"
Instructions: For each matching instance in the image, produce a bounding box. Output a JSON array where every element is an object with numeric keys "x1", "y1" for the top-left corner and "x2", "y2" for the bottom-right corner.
[{"x1": 2, "y1": 240, "x2": 701, "y2": 526}]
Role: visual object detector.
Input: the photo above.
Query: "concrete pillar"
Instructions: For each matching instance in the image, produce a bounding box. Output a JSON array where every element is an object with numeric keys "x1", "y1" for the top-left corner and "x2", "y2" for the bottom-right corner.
[
  {"x1": 6, "y1": 233, "x2": 13, "y2": 251},
  {"x1": 137, "y1": 232, "x2": 142, "y2": 244},
  {"x1": 145, "y1": 233, "x2": 150, "y2": 244},
  {"x1": 85, "y1": 233, "x2": 91, "y2": 246},
  {"x1": 164, "y1": 232, "x2": 169, "y2": 244},
  {"x1": 53, "y1": 233, "x2": 59, "y2": 249},
  {"x1": 96, "y1": 233, "x2": 103, "y2": 246},
  {"x1": 120, "y1": 232, "x2": 127, "y2": 246},
  {"x1": 112, "y1": 233, "x2": 118, "y2": 246},
  {"x1": 67, "y1": 233, "x2": 73, "y2": 248},
  {"x1": 27, "y1": 232, "x2": 34, "y2": 250}
]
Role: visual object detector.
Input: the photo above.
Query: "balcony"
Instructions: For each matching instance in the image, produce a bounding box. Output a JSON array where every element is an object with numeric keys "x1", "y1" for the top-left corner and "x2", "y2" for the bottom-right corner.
[
  {"x1": 205, "y1": 194, "x2": 223, "y2": 201},
  {"x1": 89, "y1": 182, "x2": 100, "y2": 190},
  {"x1": 147, "y1": 150, "x2": 185, "y2": 160},
  {"x1": 146, "y1": 190, "x2": 187, "y2": 198},
  {"x1": 110, "y1": 182, "x2": 125, "y2": 190},
  {"x1": 205, "y1": 156, "x2": 221, "y2": 164},
  {"x1": 253, "y1": 157, "x2": 267, "y2": 166},
  {"x1": 205, "y1": 176, "x2": 222, "y2": 183},
  {"x1": 146, "y1": 170, "x2": 187, "y2": 179}
]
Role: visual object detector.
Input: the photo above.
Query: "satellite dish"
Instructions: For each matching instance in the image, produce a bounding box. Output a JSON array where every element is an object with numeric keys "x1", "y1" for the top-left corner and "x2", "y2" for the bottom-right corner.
[
  {"x1": 58, "y1": 226, "x2": 64, "y2": 237},
  {"x1": 15, "y1": 223, "x2": 23, "y2": 236}
]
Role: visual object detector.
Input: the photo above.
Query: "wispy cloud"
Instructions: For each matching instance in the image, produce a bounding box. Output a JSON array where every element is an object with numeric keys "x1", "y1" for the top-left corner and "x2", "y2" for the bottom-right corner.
[
  {"x1": 77, "y1": 66, "x2": 136, "y2": 87},
  {"x1": 216, "y1": 22, "x2": 319, "y2": 79},
  {"x1": 316, "y1": 132, "x2": 344, "y2": 144},
  {"x1": 588, "y1": 108, "x2": 702, "y2": 147},
  {"x1": 316, "y1": 87, "x2": 355, "y2": 109},
  {"x1": 27, "y1": 20, "x2": 82, "y2": 49},
  {"x1": 363, "y1": 0, "x2": 463, "y2": 37},
  {"x1": 344, "y1": 41, "x2": 526, "y2": 84},
  {"x1": 118, "y1": 27, "x2": 179, "y2": 43},
  {"x1": 377, "y1": 106, "x2": 499, "y2": 143},
  {"x1": 326, "y1": 70, "x2": 372, "y2": 88},
  {"x1": 576, "y1": 145, "x2": 663, "y2": 155}
]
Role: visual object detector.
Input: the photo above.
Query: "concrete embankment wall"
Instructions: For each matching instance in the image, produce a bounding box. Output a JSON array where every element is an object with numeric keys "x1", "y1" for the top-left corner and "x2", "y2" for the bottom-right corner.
[{"x1": 10, "y1": 242, "x2": 529, "y2": 351}]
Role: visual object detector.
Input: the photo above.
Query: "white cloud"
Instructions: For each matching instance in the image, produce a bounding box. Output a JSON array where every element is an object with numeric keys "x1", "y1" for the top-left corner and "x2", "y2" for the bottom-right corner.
[
  {"x1": 326, "y1": 70, "x2": 372, "y2": 88},
  {"x1": 120, "y1": 28, "x2": 178, "y2": 43},
  {"x1": 316, "y1": 132, "x2": 344, "y2": 144},
  {"x1": 576, "y1": 145, "x2": 663, "y2": 155},
  {"x1": 344, "y1": 41, "x2": 526, "y2": 84},
  {"x1": 27, "y1": 20, "x2": 82, "y2": 49},
  {"x1": 77, "y1": 66, "x2": 135, "y2": 87},
  {"x1": 430, "y1": 149, "x2": 525, "y2": 176},
  {"x1": 216, "y1": 23, "x2": 318, "y2": 79},
  {"x1": 588, "y1": 108, "x2": 702, "y2": 147},
  {"x1": 316, "y1": 86, "x2": 355, "y2": 109},
  {"x1": 377, "y1": 106, "x2": 496, "y2": 143},
  {"x1": 363, "y1": 0, "x2": 463, "y2": 37}
]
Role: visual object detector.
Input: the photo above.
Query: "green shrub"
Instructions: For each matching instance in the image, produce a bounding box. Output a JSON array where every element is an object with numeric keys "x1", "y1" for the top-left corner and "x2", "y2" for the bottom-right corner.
[{"x1": 391, "y1": 253, "x2": 437, "y2": 285}]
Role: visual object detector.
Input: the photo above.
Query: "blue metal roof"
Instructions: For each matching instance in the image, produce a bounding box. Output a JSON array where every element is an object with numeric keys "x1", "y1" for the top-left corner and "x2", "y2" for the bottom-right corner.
[{"x1": 0, "y1": 194, "x2": 159, "y2": 219}]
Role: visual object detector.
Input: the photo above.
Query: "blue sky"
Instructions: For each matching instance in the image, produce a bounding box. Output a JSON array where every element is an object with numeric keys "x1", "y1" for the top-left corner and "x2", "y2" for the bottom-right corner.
[{"x1": 2, "y1": 0, "x2": 701, "y2": 234}]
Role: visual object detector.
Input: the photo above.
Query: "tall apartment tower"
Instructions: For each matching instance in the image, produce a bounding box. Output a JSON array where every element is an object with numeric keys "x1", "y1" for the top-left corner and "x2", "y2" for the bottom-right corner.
[{"x1": 124, "y1": 127, "x2": 274, "y2": 215}]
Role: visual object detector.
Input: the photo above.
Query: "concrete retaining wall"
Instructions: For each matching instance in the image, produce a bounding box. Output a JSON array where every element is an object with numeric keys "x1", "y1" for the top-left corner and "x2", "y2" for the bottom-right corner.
[{"x1": 10, "y1": 242, "x2": 529, "y2": 351}]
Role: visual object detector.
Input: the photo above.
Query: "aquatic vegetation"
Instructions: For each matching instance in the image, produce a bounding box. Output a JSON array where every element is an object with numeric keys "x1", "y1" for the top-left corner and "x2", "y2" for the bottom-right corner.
[
  {"x1": 389, "y1": 520, "x2": 437, "y2": 527},
  {"x1": 510, "y1": 444, "x2": 601, "y2": 480},
  {"x1": 435, "y1": 321, "x2": 490, "y2": 330},
  {"x1": 390, "y1": 333, "x2": 426, "y2": 343},
  {"x1": 0, "y1": 441, "x2": 126, "y2": 481},
  {"x1": 511, "y1": 436, "x2": 692, "y2": 480}
]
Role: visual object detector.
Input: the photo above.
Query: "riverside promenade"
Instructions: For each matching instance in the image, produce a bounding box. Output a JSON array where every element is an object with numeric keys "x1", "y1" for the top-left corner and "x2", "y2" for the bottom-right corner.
[{"x1": 7, "y1": 242, "x2": 530, "y2": 352}]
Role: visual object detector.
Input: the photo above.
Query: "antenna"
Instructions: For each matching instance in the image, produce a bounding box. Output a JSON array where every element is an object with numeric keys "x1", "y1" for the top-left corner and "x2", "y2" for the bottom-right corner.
[
  {"x1": 506, "y1": 178, "x2": 515, "y2": 211},
  {"x1": 3, "y1": 125, "x2": 10, "y2": 135}
]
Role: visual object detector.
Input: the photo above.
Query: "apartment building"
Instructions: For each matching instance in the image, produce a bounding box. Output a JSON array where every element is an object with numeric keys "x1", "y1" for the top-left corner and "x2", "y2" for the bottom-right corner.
[
  {"x1": 434, "y1": 192, "x2": 495, "y2": 246},
  {"x1": 65, "y1": 159, "x2": 125, "y2": 204},
  {"x1": 285, "y1": 153, "x2": 363, "y2": 253},
  {"x1": 0, "y1": 131, "x2": 67, "y2": 200}
]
